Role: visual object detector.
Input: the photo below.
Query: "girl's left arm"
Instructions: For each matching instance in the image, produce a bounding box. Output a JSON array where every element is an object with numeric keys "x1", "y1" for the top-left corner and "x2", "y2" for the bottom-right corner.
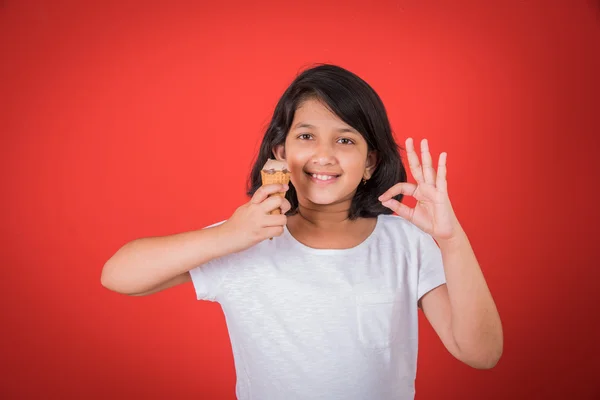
[
  {"x1": 420, "y1": 227, "x2": 503, "y2": 369},
  {"x1": 379, "y1": 137, "x2": 503, "y2": 369}
]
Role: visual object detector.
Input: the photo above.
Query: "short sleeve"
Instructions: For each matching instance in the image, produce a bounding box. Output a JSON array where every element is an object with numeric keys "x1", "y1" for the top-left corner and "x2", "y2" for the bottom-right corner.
[
  {"x1": 188, "y1": 220, "x2": 232, "y2": 302},
  {"x1": 189, "y1": 257, "x2": 231, "y2": 302},
  {"x1": 417, "y1": 232, "x2": 447, "y2": 301}
]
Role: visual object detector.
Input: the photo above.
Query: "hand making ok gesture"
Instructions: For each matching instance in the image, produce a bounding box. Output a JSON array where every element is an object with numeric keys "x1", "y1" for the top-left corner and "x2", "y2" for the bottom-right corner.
[{"x1": 379, "y1": 138, "x2": 461, "y2": 241}]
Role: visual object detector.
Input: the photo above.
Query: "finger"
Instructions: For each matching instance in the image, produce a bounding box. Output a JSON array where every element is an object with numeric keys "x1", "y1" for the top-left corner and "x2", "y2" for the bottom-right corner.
[
  {"x1": 420, "y1": 139, "x2": 436, "y2": 185},
  {"x1": 381, "y1": 198, "x2": 415, "y2": 221},
  {"x1": 436, "y1": 152, "x2": 448, "y2": 193},
  {"x1": 264, "y1": 214, "x2": 287, "y2": 227},
  {"x1": 280, "y1": 198, "x2": 292, "y2": 214},
  {"x1": 378, "y1": 182, "x2": 418, "y2": 202},
  {"x1": 260, "y1": 194, "x2": 285, "y2": 213},
  {"x1": 251, "y1": 184, "x2": 289, "y2": 204},
  {"x1": 405, "y1": 138, "x2": 424, "y2": 183},
  {"x1": 264, "y1": 226, "x2": 285, "y2": 239}
]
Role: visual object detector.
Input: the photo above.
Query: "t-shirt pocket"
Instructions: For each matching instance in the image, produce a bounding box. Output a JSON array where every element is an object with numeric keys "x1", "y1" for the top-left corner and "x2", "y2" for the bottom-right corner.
[{"x1": 355, "y1": 291, "x2": 401, "y2": 350}]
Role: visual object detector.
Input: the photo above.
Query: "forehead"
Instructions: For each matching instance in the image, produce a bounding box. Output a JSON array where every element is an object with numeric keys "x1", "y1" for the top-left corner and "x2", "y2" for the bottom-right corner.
[{"x1": 292, "y1": 98, "x2": 349, "y2": 127}]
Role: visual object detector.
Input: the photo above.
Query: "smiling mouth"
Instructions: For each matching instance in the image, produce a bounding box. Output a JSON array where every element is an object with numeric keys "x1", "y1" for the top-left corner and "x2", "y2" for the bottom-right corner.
[{"x1": 305, "y1": 171, "x2": 341, "y2": 182}]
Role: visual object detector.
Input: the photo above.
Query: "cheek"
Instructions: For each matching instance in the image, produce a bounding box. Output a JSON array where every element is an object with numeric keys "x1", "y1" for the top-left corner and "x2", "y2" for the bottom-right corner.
[
  {"x1": 282, "y1": 149, "x2": 303, "y2": 180},
  {"x1": 340, "y1": 152, "x2": 367, "y2": 175},
  {"x1": 283, "y1": 142, "x2": 310, "y2": 168}
]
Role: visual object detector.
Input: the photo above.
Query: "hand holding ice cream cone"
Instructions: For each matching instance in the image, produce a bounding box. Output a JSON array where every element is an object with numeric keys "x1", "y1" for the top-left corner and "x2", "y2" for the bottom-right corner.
[
  {"x1": 260, "y1": 159, "x2": 291, "y2": 216},
  {"x1": 221, "y1": 180, "x2": 291, "y2": 252}
]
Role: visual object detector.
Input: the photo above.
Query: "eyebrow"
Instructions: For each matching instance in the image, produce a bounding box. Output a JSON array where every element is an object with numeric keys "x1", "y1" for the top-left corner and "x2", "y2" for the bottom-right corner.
[{"x1": 292, "y1": 123, "x2": 358, "y2": 134}]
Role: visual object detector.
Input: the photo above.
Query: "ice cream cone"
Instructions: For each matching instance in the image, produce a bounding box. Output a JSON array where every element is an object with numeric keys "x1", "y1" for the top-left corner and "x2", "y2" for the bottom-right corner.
[
  {"x1": 260, "y1": 170, "x2": 290, "y2": 215},
  {"x1": 260, "y1": 159, "x2": 290, "y2": 240}
]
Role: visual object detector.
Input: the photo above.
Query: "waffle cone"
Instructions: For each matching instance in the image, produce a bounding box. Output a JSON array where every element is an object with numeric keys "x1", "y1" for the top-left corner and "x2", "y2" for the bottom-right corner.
[
  {"x1": 261, "y1": 170, "x2": 291, "y2": 186},
  {"x1": 261, "y1": 170, "x2": 290, "y2": 215}
]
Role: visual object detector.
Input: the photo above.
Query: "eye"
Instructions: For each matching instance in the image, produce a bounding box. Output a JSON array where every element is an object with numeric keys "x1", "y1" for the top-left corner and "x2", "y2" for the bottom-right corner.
[
  {"x1": 337, "y1": 138, "x2": 355, "y2": 145},
  {"x1": 298, "y1": 133, "x2": 313, "y2": 140}
]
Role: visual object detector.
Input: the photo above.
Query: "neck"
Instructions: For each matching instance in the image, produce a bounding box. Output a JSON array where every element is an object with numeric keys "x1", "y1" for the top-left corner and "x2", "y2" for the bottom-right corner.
[
  {"x1": 294, "y1": 201, "x2": 354, "y2": 230},
  {"x1": 287, "y1": 200, "x2": 377, "y2": 250}
]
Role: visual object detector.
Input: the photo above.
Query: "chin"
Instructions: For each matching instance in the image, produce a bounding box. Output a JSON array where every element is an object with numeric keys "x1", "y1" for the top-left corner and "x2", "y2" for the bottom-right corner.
[
  {"x1": 303, "y1": 190, "x2": 354, "y2": 207},
  {"x1": 308, "y1": 198, "x2": 339, "y2": 206}
]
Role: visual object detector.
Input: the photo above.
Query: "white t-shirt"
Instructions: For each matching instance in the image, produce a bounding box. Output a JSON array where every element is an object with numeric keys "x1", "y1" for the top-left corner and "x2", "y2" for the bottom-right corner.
[{"x1": 189, "y1": 214, "x2": 446, "y2": 400}]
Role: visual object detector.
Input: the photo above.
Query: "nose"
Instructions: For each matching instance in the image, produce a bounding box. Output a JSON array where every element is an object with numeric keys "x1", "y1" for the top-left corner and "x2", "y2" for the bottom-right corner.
[{"x1": 311, "y1": 142, "x2": 336, "y2": 166}]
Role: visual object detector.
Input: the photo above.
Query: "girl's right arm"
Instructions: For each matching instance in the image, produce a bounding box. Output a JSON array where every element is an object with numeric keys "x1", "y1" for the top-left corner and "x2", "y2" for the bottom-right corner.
[{"x1": 101, "y1": 183, "x2": 290, "y2": 296}]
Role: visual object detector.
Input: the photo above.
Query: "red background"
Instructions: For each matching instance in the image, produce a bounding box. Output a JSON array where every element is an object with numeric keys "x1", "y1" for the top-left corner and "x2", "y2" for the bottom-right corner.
[{"x1": 2, "y1": 0, "x2": 599, "y2": 399}]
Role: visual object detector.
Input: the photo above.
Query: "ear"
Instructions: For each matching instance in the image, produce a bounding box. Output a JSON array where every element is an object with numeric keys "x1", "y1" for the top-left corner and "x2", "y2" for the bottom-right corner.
[
  {"x1": 273, "y1": 144, "x2": 286, "y2": 161},
  {"x1": 363, "y1": 150, "x2": 378, "y2": 180}
]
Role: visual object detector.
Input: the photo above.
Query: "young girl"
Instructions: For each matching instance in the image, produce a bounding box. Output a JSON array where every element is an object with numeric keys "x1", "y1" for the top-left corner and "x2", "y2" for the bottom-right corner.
[{"x1": 102, "y1": 64, "x2": 503, "y2": 400}]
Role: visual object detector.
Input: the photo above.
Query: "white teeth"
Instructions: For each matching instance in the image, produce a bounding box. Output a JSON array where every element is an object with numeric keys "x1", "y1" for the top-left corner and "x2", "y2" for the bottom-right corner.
[{"x1": 312, "y1": 174, "x2": 335, "y2": 181}]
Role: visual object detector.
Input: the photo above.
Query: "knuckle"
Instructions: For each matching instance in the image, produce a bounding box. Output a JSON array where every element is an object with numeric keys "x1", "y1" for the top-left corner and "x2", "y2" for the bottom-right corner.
[
  {"x1": 262, "y1": 184, "x2": 276, "y2": 193},
  {"x1": 254, "y1": 187, "x2": 267, "y2": 198},
  {"x1": 271, "y1": 185, "x2": 285, "y2": 195},
  {"x1": 250, "y1": 193, "x2": 261, "y2": 204}
]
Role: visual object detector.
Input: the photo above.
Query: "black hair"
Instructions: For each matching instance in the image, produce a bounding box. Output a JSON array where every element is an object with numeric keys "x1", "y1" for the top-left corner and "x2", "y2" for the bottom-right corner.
[{"x1": 247, "y1": 63, "x2": 406, "y2": 220}]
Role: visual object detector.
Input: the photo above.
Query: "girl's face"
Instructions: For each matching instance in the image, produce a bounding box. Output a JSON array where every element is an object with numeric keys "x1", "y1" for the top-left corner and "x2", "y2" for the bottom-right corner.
[{"x1": 274, "y1": 98, "x2": 377, "y2": 209}]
